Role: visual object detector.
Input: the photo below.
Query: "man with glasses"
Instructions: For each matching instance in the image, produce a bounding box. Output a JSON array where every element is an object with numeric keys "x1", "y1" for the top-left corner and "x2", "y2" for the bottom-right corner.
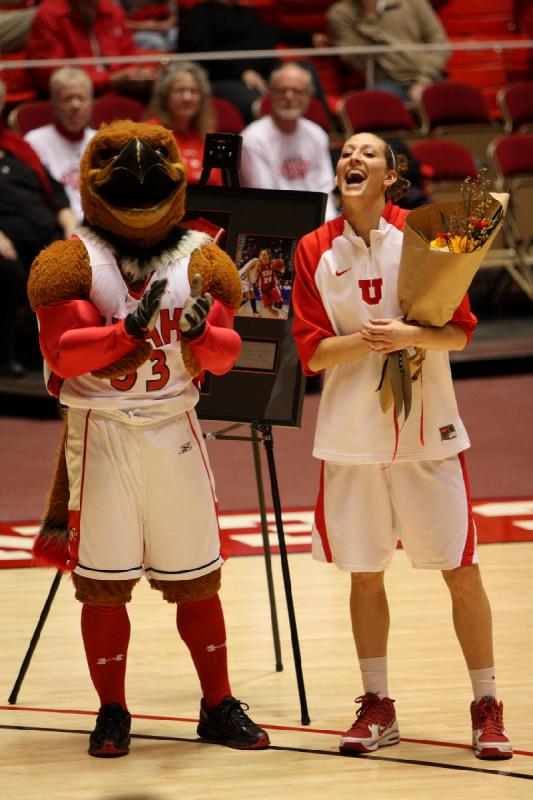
[{"x1": 239, "y1": 62, "x2": 338, "y2": 221}]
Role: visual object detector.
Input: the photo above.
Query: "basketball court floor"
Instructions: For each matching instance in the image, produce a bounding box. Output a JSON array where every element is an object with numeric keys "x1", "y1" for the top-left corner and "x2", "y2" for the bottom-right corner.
[{"x1": 1, "y1": 367, "x2": 532, "y2": 799}]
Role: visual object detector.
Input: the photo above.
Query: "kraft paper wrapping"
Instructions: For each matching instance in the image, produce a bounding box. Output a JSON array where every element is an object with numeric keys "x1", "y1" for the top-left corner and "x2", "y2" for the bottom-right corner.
[
  {"x1": 379, "y1": 192, "x2": 509, "y2": 418},
  {"x1": 397, "y1": 193, "x2": 510, "y2": 327}
]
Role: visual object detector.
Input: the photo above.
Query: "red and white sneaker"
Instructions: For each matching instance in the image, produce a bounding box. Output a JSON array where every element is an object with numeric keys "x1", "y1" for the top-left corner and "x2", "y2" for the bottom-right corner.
[
  {"x1": 340, "y1": 693, "x2": 400, "y2": 754},
  {"x1": 470, "y1": 696, "x2": 513, "y2": 760}
]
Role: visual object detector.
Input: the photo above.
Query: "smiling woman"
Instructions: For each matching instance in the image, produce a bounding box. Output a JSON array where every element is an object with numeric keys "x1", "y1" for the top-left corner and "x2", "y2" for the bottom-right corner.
[
  {"x1": 290, "y1": 131, "x2": 513, "y2": 760},
  {"x1": 144, "y1": 62, "x2": 222, "y2": 186}
]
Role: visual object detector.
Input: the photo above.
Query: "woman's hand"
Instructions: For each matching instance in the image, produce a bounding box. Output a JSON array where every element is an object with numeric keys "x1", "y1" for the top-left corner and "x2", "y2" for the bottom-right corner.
[
  {"x1": 360, "y1": 318, "x2": 419, "y2": 354},
  {"x1": 242, "y1": 70, "x2": 268, "y2": 94},
  {"x1": 0, "y1": 231, "x2": 17, "y2": 261},
  {"x1": 57, "y1": 208, "x2": 77, "y2": 240}
]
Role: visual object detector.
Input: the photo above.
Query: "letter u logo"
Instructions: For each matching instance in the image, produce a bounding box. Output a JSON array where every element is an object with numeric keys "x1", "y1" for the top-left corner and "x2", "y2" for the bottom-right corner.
[{"x1": 358, "y1": 278, "x2": 383, "y2": 305}]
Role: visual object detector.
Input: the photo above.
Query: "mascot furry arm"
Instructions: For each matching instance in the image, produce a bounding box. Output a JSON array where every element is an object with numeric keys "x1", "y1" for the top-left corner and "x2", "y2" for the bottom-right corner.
[{"x1": 27, "y1": 120, "x2": 242, "y2": 570}]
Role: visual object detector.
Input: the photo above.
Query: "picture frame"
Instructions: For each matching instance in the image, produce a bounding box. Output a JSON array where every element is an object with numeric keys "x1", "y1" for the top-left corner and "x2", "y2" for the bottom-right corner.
[{"x1": 184, "y1": 185, "x2": 327, "y2": 427}]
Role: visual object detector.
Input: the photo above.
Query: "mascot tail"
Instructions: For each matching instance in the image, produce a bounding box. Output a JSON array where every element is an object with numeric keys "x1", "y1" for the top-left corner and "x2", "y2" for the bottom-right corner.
[{"x1": 32, "y1": 423, "x2": 72, "y2": 571}]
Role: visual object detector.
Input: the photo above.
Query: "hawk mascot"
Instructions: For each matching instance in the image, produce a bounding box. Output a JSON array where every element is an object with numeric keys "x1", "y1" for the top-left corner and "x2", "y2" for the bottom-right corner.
[{"x1": 27, "y1": 120, "x2": 269, "y2": 757}]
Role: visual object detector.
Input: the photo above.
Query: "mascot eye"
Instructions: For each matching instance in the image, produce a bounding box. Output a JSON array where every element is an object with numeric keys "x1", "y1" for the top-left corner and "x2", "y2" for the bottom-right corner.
[
  {"x1": 96, "y1": 147, "x2": 118, "y2": 164},
  {"x1": 155, "y1": 146, "x2": 169, "y2": 158}
]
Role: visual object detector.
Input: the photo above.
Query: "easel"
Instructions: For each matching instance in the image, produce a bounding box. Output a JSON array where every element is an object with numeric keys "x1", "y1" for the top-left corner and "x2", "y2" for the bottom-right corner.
[
  {"x1": 198, "y1": 136, "x2": 309, "y2": 722},
  {"x1": 204, "y1": 421, "x2": 310, "y2": 726},
  {"x1": 9, "y1": 134, "x2": 311, "y2": 726}
]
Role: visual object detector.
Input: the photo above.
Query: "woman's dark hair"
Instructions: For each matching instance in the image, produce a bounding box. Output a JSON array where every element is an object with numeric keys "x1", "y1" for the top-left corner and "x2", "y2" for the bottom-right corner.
[{"x1": 383, "y1": 142, "x2": 411, "y2": 202}]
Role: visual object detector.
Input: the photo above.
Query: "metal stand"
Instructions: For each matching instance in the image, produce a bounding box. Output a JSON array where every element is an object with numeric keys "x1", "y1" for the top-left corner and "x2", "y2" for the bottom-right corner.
[
  {"x1": 8, "y1": 569, "x2": 62, "y2": 704},
  {"x1": 250, "y1": 425, "x2": 283, "y2": 672},
  {"x1": 206, "y1": 422, "x2": 310, "y2": 725}
]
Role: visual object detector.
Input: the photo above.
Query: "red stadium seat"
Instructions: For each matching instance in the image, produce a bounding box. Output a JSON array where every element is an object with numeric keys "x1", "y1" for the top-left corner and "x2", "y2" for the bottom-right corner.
[
  {"x1": 7, "y1": 100, "x2": 54, "y2": 135},
  {"x1": 337, "y1": 90, "x2": 416, "y2": 137},
  {"x1": 489, "y1": 132, "x2": 533, "y2": 177},
  {"x1": 497, "y1": 82, "x2": 533, "y2": 132},
  {"x1": 410, "y1": 140, "x2": 478, "y2": 181},
  {"x1": 419, "y1": 80, "x2": 493, "y2": 129},
  {"x1": 418, "y1": 80, "x2": 501, "y2": 168},
  {"x1": 437, "y1": 0, "x2": 517, "y2": 36},
  {"x1": 409, "y1": 139, "x2": 478, "y2": 205},
  {"x1": 488, "y1": 133, "x2": 533, "y2": 297},
  {"x1": 91, "y1": 95, "x2": 146, "y2": 128},
  {"x1": 211, "y1": 97, "x2": 245, "y2": 134}
]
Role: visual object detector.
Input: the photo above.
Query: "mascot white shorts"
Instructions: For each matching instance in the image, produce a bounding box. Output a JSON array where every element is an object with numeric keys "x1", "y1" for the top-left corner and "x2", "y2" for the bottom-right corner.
[
  {"x1": 65, "y1": 407, "x2": 223, "y2": 581},
  {"x1": 312, "y1": 453, "x2": 478, "y2": 572}
]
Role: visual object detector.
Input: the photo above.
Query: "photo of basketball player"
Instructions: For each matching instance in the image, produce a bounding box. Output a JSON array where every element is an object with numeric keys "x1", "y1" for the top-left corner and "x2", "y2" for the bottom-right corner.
[{"x1": 236, "y1": 234, "x2": 296, "y2": 319}]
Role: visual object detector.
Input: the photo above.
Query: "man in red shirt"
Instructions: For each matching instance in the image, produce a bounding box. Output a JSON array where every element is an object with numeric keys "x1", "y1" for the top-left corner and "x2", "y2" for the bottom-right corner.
[{"x1": 26, "y1": 0, "x2": 156, "y2": 96}]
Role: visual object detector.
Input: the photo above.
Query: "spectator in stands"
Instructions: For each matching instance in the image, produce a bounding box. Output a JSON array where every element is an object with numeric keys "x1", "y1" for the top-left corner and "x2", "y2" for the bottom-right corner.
[
  {"x1": 239, "y1": 62, "x2": 338, "y2": 221},
  {"x1": 326, "y1": 0, "x2": 449, "y2": 105},
  {"x1": 145, "y1": 61, "x2": 222, "y2": 186},
  {"x1": 0, "y1": 80, "x2": 76, "y2": 377},
  {"x1": 25, "y1": 67, "x2": 96, "y2": 223},
  {"x1": 26, "y1": 0, "x2": 156, "y2": 98},
  {"x1": 121, "y1": 0, "x2": 178, "y2": 52},
  {"x1": 178, "y1": 0, "x2": 330, "y2": 124},
  {"x1": 0, "y1": 0, "x2": 37, "y2": 53}
]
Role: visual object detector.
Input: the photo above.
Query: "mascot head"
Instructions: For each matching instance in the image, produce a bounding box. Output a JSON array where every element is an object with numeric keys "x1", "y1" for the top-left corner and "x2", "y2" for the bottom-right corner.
[{"x1": 80, "y1": 120, "x2": 187, "y2": 248}]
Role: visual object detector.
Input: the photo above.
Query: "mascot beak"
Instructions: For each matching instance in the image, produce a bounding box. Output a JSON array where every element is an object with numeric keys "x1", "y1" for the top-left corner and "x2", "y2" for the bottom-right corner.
[
  {"x1": 94, "y1": 137, "x2": 177, "y2": 188},
  {"x1": 123, "y1": 137, "x2": 162, "y2": 184}
]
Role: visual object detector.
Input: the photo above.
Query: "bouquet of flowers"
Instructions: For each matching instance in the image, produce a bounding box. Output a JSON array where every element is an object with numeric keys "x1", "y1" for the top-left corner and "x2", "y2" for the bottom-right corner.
[{"x1": 379, "y1": 172, "x2": 509, "y2": 420}]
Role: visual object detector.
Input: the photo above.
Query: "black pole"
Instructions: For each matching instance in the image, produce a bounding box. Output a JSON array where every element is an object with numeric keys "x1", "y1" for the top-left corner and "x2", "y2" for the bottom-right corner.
[
  {"x1": 257, "y1": 423, "x2": 310, "y2": 725},
  {"x1": 250, "y1": 425, "x2": 283, "y2": 671},
  {"x1": 8, "y1": 569, "x2": 63, "y2": 704}
]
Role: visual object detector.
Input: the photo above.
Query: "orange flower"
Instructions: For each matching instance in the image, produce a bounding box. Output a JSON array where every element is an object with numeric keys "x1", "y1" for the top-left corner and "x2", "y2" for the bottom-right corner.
[
  {"x1": 450, "y1": 235, "x2": 476, "y2": 253},
  {"x1": 430, "y1": 235, "x2": 451, "y2": 249}
]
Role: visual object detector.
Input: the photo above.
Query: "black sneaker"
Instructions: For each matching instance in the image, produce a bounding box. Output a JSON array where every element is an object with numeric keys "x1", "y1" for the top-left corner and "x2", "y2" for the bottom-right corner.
[
  {"x1": 89, "y1": 703, "x2": 131, "y2": 757},
  {"x1": 197, "y1": 696, "x2": 270, "y2": 749}
]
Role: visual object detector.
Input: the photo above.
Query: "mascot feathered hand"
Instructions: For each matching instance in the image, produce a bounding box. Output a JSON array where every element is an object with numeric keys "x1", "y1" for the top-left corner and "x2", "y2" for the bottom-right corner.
[{"x1": 28, "y1": 121, "x2": 242, "y2": 571}]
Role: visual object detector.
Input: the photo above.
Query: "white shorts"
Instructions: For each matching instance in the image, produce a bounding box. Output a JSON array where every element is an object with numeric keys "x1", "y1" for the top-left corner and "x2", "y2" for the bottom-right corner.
[
  {"x1": 66, "y1": 407, "x2": 222, "y2": 581},
  {"x1": 313, "y1": 453, "x2": 477, "y2": 572}
]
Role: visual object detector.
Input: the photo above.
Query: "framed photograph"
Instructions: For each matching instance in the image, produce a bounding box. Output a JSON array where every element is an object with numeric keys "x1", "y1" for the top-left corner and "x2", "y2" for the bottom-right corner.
[
  {"x1": 235, "y1": 233, "x2": 297, "y2": 322},
  {"x1": 185, "y1": 185, "x2": 326, "y2": 427}
]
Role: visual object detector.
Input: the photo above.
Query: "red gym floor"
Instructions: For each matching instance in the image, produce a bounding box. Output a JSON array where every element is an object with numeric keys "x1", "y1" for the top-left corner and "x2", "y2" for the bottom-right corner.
[{"x1": 0, "y1": 375, "x2": 532, "y2": 567}]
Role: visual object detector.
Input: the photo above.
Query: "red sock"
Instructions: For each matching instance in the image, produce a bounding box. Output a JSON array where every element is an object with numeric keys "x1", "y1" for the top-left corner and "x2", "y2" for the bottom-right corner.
[
  {"x1": 177, "y1": 594, "x2": 231, "y2": 708},
  {"x1": 81, "y1": 603, "x2": 130, "y2": 710}
]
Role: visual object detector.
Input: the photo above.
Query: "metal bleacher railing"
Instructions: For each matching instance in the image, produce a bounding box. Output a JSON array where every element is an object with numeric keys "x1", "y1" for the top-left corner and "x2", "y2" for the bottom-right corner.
[{"x1": 1, "y1": 37, "x2": 533, "y2": 86}]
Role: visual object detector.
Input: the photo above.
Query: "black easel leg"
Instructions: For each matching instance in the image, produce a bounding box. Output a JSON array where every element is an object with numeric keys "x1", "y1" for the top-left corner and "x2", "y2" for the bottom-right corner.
[
  {"x1": 251, "y1": 425, "x2": 283, "y2": 672},
  {"x1": 8, "y1": 569, "x2": 63, "y2": 704},
  {"x1": 257, "y1": 424, "x2": 311, "y2": 726}
]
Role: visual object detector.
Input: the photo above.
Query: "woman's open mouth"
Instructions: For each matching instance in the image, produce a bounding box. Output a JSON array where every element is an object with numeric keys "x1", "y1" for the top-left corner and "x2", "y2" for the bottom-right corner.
[{"x1": 346, "y1": 169, "x2": 366, "y2": 186}]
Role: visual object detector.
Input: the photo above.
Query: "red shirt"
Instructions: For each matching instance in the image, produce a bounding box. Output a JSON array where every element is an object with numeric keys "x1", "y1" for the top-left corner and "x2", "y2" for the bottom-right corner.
[
  {"x1": 145, "y1": 119, "x2": 222, "y2": 186},
  {"x1": 26, "y1": 0, "x2": 140, "y2": 94}
]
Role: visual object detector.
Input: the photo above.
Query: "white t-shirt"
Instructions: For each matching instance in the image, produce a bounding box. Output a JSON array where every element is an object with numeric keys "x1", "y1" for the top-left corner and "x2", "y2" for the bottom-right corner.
[
  {"x1": 292, "y1": 205, "x2": 477, "y2": 464},
  {"x1": 25, "y1": 124, "x2": 96, "y2": 222},
  {"x1": 239, "y1": 115, "x2": 338, "y2": 222}
]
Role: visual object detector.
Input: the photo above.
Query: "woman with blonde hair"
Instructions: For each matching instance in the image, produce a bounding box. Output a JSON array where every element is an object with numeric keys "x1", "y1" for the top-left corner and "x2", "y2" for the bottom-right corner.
[{"x1": 145, "y1": 61, "x2": 221, "y2": 185}]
